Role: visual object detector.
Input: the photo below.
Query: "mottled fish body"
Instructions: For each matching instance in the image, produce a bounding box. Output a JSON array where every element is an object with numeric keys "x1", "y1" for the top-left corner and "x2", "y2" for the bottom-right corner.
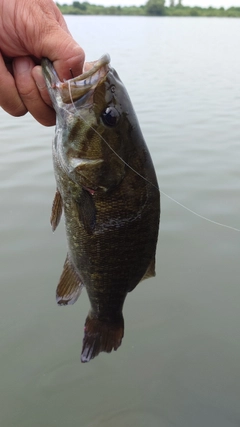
[{"x1": 42, "y1": 54, "x2": 160, "y2": 362}]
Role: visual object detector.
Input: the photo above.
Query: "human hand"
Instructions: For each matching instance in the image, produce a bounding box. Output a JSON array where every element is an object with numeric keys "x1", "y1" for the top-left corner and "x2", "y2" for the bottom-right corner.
[{"x1": 0, "y1": 0, "x2": 85, "y2": 125}]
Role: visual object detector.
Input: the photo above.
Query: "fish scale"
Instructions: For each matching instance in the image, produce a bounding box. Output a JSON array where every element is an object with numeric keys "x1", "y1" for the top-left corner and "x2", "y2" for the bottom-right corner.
[{"x1": 42, "y1": 54, "x2": 160, "y2": 363}]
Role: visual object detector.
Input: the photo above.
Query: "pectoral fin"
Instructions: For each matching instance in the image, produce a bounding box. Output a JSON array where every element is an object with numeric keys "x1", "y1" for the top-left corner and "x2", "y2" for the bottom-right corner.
[
  {"x1": 56, "y1": 255, "x2": 83, "y2": 305},
  {"x1": 51, "y1": 189, "x2": 63, "y2": 231},
  {"x1": 75, "y1": 188, "x2": 96, "y2": 234},
  {"x1": 141, "y1": 257, "x2": 156, "y2": 282}
]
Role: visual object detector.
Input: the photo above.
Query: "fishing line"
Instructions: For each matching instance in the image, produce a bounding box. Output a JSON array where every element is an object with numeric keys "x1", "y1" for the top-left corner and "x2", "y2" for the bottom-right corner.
[
  {"x1": 66, "y1": 80, "x2": 240, "y2": 233},
  {"x1": 66, "y1": 80, "x2": 159, "y2": 192},
  {"x1": 161, "y1": 190, "x2": 240, "y2": 232}
]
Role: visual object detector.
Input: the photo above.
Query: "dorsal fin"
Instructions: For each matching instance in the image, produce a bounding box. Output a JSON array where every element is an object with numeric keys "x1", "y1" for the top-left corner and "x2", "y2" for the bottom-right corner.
[{"x1": 141, "y1": 257, "x2": 156, "y2": 282}]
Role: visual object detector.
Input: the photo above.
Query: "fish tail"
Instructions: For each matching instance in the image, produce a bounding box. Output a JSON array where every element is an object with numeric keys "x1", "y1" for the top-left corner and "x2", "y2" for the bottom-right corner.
[{"x1": 81, "y1": 314, "x2": 124, "y2": 363}]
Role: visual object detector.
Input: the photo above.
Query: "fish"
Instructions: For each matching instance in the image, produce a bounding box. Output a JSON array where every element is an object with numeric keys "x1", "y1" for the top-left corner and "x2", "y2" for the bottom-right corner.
[{"x1": 42, "y1": 54, "x2": 160, "y2": 363}]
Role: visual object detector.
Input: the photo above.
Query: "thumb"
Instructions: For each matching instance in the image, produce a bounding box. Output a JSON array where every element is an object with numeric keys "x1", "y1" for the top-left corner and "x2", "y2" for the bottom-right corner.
[{"x1": 40, "y1": 25, "x2": 85, "y2": 81}]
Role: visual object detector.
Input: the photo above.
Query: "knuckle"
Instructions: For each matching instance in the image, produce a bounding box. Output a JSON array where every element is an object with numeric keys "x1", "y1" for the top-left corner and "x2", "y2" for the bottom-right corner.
[
  {"x1": 17, "y1": 83, "x2": 37, "y2": 101},
  {"x1": 0, "y1": 94, "x2": 27, "y2": 117}
]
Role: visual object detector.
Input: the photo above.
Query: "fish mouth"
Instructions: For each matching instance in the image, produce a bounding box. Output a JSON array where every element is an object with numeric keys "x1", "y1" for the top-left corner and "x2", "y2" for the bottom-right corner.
[{"x1": 42, "y1": 54, "x2": 110, "y2": 105}]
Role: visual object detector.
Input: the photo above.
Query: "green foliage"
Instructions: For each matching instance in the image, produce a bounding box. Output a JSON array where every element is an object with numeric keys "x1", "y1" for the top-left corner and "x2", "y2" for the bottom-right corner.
[
  {"x1": 56, "y1": 2, "x2": 240, "y2": 18},
  {"x1": 72, "y1": 1, "x2": 86, "y2": 10},
  {"x1": 145, "y1": 0, "x2": 165, "y2": 16},
  {"x1": 166, "y1": 5, "x2": 240, "y2": 17},
  {"x1": 121, "y1": 6, "x2": 145, "y2": 16},
  {"x1": 190, "y1": 7, "x2": 199, "y2": 16}
]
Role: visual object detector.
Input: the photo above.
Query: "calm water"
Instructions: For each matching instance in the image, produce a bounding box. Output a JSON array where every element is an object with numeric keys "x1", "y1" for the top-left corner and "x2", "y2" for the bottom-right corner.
[{"x1": 1, "y1": 16, "x2": 240, "y2": 427}]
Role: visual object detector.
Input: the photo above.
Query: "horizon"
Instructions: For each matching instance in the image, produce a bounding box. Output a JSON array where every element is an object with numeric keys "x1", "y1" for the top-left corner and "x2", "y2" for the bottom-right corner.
[{"x1": 56, "y1": 0, "x2": 240, "y2": 9}]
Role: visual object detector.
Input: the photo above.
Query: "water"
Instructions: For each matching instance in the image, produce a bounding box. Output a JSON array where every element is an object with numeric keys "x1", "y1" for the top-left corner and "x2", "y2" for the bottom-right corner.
[{"x1": 1, "y1": 16, "x2": 240, "y2": 427}]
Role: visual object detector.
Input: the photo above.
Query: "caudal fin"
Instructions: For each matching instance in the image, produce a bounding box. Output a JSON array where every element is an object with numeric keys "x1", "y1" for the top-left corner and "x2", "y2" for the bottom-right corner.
[{"x1": 81, "y1": 314, "x2": 124, "y2": 363}]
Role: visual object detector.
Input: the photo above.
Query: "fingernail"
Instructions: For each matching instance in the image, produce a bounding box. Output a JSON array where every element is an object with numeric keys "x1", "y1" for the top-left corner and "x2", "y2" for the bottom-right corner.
[
  {"x1": 14, "y1": 57, "x2": 31, "y2": 74},
  {"x1": 32, "y1": 66, "x2": 46, "y2": 90}
]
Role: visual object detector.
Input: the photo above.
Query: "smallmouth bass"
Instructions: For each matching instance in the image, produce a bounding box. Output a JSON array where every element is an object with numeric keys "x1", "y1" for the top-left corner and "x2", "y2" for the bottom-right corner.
[{"x1": 42, "y1": 54, "x2": 160, "y2": 363}]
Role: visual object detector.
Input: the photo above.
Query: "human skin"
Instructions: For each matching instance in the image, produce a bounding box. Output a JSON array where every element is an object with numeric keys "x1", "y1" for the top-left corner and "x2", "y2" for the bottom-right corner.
[{"x1": 0, "y1": 0, "x2": 85, "y2": 125}]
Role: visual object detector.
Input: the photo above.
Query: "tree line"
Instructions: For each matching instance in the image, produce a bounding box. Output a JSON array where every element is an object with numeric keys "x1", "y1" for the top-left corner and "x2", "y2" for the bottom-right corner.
[{"x1": 56, "y1": 0, "x2": 240, "y2": 17}]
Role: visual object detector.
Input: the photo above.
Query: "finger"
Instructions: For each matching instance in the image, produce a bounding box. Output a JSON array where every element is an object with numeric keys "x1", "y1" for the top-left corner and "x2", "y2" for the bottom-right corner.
[
  {"x1": 40, "y1": 27, "x2": 85, "y2": 81},
  {"x1": 13, "y1": 56, "x2": 56, "y2": 126},
  {"x1": 32, "y1": 65, "x2": 53, "y2": 107},
  {"x1": 0, "y1": 52, "x2": 27, "y2": 117}
]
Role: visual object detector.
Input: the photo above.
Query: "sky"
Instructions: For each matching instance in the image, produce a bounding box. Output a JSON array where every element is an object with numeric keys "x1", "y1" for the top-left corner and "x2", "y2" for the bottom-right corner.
[{"x1": 56, "y1": 0, "x2": 240, "y2": 8}]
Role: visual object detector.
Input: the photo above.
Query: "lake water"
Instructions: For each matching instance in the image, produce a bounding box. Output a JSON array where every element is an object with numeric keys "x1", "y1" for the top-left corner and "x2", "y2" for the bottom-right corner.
[{"x1": 1, "y1": 16, "x2": 240, "y2": 427}]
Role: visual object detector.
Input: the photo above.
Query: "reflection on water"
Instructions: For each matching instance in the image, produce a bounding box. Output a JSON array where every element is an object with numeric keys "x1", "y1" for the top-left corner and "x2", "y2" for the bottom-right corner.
[{"x1": 0, "y1": 16, "x2": 240, "y2": 427}]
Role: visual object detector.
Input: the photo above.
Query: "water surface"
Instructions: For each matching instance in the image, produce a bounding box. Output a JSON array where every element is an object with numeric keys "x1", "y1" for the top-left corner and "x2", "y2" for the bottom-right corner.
[{"x1": 0, "y1": 16, "x2": 240, "y2": 427}]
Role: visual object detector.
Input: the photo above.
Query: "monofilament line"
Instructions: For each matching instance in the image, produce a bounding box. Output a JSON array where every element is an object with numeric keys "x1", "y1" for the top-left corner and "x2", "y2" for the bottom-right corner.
[
  {"x1": 161, "y1": 190, "x2": 240, "y2": 232},
  {"x1": 66, "y1": 80, "x2": 240, "y2": 234},
  {"x1": 66, "y1": 80, "x2": 159, "y2": 191}
]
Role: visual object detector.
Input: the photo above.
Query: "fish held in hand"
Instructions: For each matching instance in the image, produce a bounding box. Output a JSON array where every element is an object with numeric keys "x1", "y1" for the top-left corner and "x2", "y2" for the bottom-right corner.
[{"x1": 42, "y1": 54, "x2": 160, "y2": 363}]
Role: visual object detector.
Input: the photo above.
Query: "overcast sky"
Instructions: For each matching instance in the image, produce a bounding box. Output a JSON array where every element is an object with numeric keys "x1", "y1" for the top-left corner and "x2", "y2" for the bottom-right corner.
[{"x1": 56, "y1": 0, "x2": 240, "y2": 8}]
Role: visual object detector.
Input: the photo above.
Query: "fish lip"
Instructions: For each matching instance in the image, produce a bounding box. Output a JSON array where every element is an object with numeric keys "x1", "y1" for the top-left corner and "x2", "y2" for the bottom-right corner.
[
  {"x1": 70, "y1": 53, "x2": 110, "y2": 83},
  {"x1": 42, "y1": 54, "x2": 110, "y2": 105}
]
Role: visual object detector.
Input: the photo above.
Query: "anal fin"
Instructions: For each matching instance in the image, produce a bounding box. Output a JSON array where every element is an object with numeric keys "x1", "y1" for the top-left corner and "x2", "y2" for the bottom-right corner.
[
  {"x1": 51, "y1": 189, "x2": 63, "y2": 231},
  {"x1": 56, "y1": 254, "x2": 83, "y2": 306}
]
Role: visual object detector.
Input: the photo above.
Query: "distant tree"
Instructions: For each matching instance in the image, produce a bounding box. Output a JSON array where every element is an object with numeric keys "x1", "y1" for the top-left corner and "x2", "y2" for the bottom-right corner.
[
  {"x1": 106, "y1": 6, "x2": 118, "y2": 15},
  {"x1": 56, "y1": 0, "x2": 240, "y2": 18},
  {"x1": 145, "y1": 0, "x2": 165, "y2": 16},
  {"x1": 73, "y1": 1, "x2": 86, "y2": 10},
  {"x1": 190, "y1": 7, "x2": 199, "y2": 16}
]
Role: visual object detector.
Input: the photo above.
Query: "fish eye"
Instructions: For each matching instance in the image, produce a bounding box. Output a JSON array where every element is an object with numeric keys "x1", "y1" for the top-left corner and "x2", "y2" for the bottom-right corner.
[{"x1": 101, "y1": 106, "x2": 120, "y2": 127}]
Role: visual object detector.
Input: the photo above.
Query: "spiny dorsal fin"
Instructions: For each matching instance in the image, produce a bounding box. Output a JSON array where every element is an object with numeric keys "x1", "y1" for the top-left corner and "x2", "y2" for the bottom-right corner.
[
  {"x1": 51, "y1": 189, "x2": 63, "y2": 231},
  {"x1": 56, "y1": 255, "x2": 83, "y2": 306}
]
